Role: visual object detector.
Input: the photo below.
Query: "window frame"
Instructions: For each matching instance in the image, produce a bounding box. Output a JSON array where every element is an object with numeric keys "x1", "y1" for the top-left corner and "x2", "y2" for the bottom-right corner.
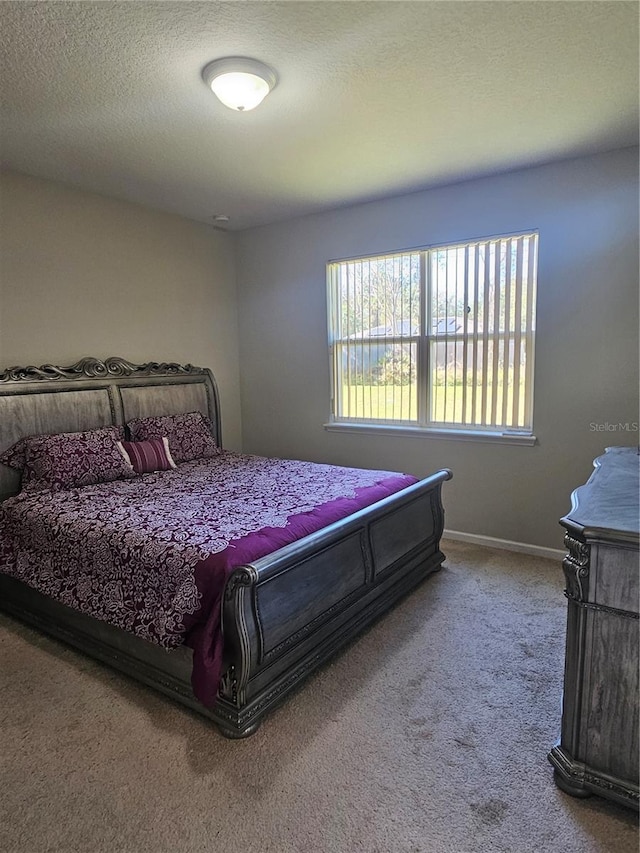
[{"x1": 326, "y1": 231, "x2": 538, "y2": 444}]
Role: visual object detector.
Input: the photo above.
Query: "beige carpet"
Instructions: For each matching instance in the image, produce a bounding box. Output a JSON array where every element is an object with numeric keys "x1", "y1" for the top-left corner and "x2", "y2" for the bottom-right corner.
[{"x1": 0, "y1": 540, "x2": 637, "y2": 853}]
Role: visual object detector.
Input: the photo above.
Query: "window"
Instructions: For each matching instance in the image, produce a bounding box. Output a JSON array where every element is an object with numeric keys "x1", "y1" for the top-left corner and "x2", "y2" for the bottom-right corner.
[{"x1": 327, "y1": 231, "x2": 538, "y2": 438}]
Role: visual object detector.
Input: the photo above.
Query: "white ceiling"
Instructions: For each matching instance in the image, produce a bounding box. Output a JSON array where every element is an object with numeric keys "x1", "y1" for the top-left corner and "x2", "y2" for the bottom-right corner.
[{"x1": 1, "y1": 1, "x2": 638, "y2": 231}]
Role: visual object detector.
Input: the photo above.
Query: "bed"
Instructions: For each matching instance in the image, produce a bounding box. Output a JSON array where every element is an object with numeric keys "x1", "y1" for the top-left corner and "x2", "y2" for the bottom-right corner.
[{"x1": 0, "y1": 356, "x2": 452, "y2": 737}]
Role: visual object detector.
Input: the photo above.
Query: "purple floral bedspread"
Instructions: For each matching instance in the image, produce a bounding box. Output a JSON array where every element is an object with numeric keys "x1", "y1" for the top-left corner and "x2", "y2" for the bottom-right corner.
[{"x1": 0, "y1": 452, "x2": 417, "y2": 706}]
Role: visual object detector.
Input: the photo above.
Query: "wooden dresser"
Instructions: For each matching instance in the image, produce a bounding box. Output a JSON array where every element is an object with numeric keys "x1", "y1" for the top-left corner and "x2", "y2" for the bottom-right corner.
[{"x1": 549, "y1": 446, "x2": 639, "y2": 809}]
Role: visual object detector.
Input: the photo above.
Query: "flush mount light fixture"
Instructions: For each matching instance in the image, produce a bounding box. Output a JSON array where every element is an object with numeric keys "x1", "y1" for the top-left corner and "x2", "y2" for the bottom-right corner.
[{"x1": 202, "y1": 57, "x2": 277, "y2": 112}]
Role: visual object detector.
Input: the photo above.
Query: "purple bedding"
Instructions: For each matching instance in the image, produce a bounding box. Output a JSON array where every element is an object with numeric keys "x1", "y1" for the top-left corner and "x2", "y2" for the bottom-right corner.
[{"x1": 0, "y1": 452, "x2": 417, "y2": 706}]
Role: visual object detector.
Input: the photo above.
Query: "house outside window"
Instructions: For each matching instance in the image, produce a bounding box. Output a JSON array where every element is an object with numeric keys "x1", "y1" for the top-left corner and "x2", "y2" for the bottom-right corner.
[{"x1": 327, "y1": 231, "x2": 538, "y2": 442}]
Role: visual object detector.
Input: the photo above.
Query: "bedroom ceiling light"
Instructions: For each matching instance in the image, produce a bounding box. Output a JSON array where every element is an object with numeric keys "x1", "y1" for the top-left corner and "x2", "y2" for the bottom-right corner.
[{"x1": 202, "y1": 57, "x2": 277, "y2": 112}]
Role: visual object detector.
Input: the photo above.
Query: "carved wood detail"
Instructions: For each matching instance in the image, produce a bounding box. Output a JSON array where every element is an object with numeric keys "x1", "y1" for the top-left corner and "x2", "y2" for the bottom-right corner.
[
  {"x1": 562, "y1": 532, "x2": 590, "y2": 602},
  {"x1": 223, "y1": 567, "x2": 257, "y2": 603},
  {"x1": 218, "y1": 665, "x2": 238, "y2": 704},
  {"x1": 0, "y1": 356, "x2": 205, "y2": 383}
]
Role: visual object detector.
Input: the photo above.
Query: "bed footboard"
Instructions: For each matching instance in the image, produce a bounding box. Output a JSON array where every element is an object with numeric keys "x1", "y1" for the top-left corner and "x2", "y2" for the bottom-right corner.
[{"x1": 214, "y1": 468, "x2": 452, "y2": 737}]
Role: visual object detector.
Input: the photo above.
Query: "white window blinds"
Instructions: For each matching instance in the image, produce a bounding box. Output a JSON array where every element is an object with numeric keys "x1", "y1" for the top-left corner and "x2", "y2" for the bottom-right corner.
[{"x1": 328, "y1": 231, "x2": 538, "y2": 434}]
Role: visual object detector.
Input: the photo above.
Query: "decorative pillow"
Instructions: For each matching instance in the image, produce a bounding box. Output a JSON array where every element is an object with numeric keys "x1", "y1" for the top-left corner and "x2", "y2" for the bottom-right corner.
[
  {"x1": 0, "y1": 437, "x2": 28, "y2": 471},
  {"x1": 119, "y1": 438, "x2": 177, "y2": 474},
  {"x1": 20, "y1": 427, "x2": 135, "y2": 493},
  {"x1": 126, "y1": 412, "x2": 220, "y2": 464}
]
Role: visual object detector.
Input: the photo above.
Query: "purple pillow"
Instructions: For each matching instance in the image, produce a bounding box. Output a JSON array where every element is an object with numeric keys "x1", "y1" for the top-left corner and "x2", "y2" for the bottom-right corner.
[
  {"x1": 20, "y1": 427, "x2": 134, "y2": 493},
  {"x1": 0, "y1": 425, "x2": 125, "y2": 473},
  {"x1": 126, "y1": 412, "x2": 220, "y2": 464},
  {"x1": 119, "y1": 438, "x2": 177, "y2": 474},
  {"x1": 0, "y1": 437, "x2": 28, "y2": 471}
]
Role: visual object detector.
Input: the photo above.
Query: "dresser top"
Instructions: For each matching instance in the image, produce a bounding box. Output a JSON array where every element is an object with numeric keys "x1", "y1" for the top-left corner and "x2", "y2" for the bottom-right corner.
[{"x1": 561, "y1": 446, "x2": 640, "y2": 545}]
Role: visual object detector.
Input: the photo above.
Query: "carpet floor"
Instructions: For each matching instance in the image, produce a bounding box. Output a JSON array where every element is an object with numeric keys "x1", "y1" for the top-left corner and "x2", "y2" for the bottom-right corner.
[{"x1": 0, "y1": 540, "x2": 637, "y2": 853}]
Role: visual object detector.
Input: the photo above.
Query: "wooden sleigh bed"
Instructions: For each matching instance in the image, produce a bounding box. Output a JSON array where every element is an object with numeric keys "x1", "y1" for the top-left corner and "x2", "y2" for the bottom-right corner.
[{"x1": 0, "y1": 356, "x2": 452, "y2": 737}]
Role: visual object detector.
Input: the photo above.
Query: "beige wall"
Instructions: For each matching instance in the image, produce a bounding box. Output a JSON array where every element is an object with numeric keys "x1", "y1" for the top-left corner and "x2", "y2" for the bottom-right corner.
[
  {"x1": 2, "y1": 153, "x2": 637, "y2": 550},
  {"x1": 235, "y1": 148, "x2": 640, "y2": 550},
  {"x1": 0, "y1": 170, "x2": 242, "y2": 449}
]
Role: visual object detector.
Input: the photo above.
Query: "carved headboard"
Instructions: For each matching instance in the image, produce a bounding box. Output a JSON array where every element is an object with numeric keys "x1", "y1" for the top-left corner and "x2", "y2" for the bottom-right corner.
[{"x1": 0, "y1": 356, "x2": 221, "y2": 501}]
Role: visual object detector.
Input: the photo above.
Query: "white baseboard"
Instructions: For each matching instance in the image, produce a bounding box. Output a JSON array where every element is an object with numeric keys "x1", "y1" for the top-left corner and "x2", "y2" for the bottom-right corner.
[{"x1": 443, "y1": 529, "x2": 565, "y2": 561}]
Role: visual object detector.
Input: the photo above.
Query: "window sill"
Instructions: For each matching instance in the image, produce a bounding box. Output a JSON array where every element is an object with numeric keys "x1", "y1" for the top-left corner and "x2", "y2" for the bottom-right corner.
[{"x1": 323, "y1": 422, "x2": 537, "y2": 446}]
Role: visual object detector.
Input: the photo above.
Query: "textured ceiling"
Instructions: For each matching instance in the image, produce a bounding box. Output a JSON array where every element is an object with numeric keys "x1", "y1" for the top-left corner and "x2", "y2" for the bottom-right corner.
[{"x1": 0, "y1": 1, "x2": 638, "y2": 230}]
